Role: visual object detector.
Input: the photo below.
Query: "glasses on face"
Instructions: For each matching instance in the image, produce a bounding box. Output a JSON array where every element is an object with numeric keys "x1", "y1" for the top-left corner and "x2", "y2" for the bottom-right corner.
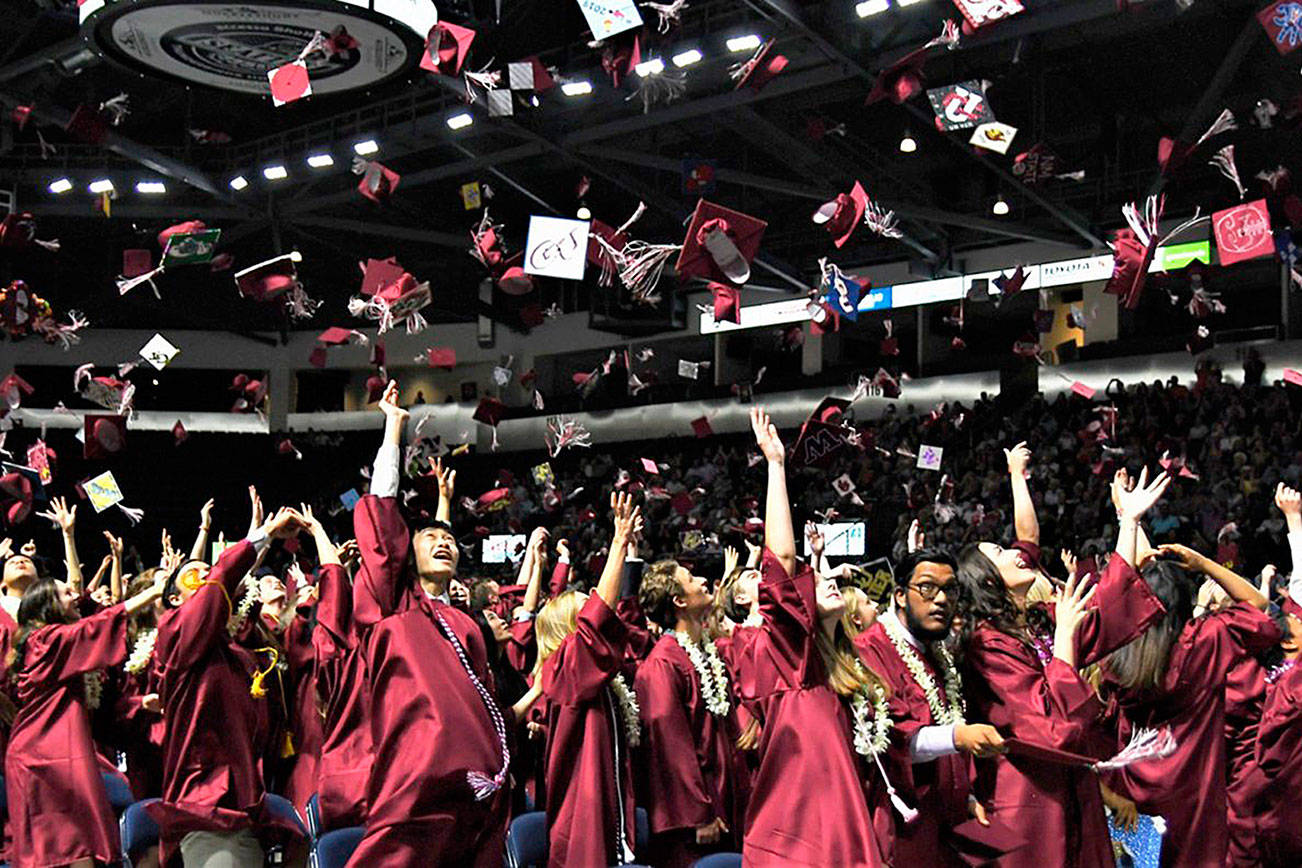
[{"x1": 908, "y1": 581, "x2": 953, "y2": 602}]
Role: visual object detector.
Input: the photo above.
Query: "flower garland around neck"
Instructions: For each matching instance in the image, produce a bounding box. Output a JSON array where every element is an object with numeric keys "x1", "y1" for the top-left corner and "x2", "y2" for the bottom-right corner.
[
  {"x1": 1267, "y1": 659, "x2": 1298, "y2": 685},
  {"x1": 881, "y1": 614, "x2": 965, "y2": 726},
  {"x1": 609, "y1": 672, "x2": 642, "y2": 747},
  {"x1": 671, "y1": 629, "x2": 730, "y2": 717},
  {"x1": 124, "y1": 628, "x2": 157, "y2": 674},
  {"x1": 849, "y1": 670, "x2": 891, "y2": 759},
  {"x1": 227, "y1": 577, "x2": 259, "y2": 636},
  {"x1": 83, "y1": 670, "x2": 104, "y2": 710}
]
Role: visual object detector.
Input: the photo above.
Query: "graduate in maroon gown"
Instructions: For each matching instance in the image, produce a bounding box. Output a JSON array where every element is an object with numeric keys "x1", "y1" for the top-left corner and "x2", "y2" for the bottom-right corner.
[
  {"x1": 854, "y1": 547, "x2": 1008, "y2": 866},
  {"x1": 149, "y1": 508, "x2": 306, "y2": 867},
  {"x1": 300, "y1": 508, "x2": 372, "y2": 831},
  {"x1": 4, "y1": 571, "x2": 164, "y2": 868},
  {"x1": 955, "y1": 466, "x2": 1170, "y2": 868},
  {"x1": 348, "y1": 382, "x2": 512, "y2": 868},
  {"x1": 536, "y1": 491, "x2": 642, "y2": 868},
  {"x1": 733, "y1": 407, "x2": 894, "y2": 867},
  {"x1": 634, "y1": 556, "x2": 747, "y2": 866}
]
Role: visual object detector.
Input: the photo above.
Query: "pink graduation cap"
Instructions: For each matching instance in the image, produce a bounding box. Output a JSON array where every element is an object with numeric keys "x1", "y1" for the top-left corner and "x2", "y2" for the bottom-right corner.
[
  {"x1": 348, "y1": 266, "x2": 430, "y2": 335},
  {"x1": 421, "y1": 21, "x2": 477, "y2": 75},
  {"x1": 352, "y1": 159, "x2": 401, "y2": 203},
  {"x1": 677, "y1": 199, "x2": 767, "y2": 286}
]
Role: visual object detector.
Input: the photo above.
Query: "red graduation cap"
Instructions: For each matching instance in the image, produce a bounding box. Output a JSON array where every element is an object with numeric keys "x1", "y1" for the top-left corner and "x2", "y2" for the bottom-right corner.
[
  {"x1": 235, "y1": 253, "x2": 300, "y2": 301},
  {"x1": 365, "y1": 374, "x2": 387, "y2": 403},
  {"x1": 588, "y1": 219, "x2": 628, "y2": 271},
  {"x1": 732, "y1": 39, "x2": 788, "y2": 91},
  {"x1": 1186, "y1": 325, "x2": 1213, "y2": 355},
  {"x1": 230, "y1": 373, "x2": 268, "y2": 413},
  {"x1": 677, "y1": 199, "x2": 767, "y2": 285},
  {"x1": 690, "y1": 416, "x2": 713, "y2": 438},
  {"x1": 122, "y1": 249, "x2": 152, "y2": 278},
  {"x1": 790, "y1": 397, "x2": 851, "y2": 468},
  {"x1": 0, "y1": 372, "x2": 34, "y2": 409},
  {"x1": 354, "y1": 160, "x2": 401, "y2": 204},
  {"x1": 308, "y1": 346, "x2": 328, "y2": 368},
  {"x1": 84, "y1": 414, "x2": 127, "y2": 460},
  {"x1": 812, "y1": 182, "x2": 868, "y2": 249},
  {"x1": 359, "y1": 257, "x2": 406, "y2": 297},
  {"x1": 325, "y1": 25, "x2": 358, "y2": 56},
  {"x1": 158, "y1": 220, "x2": 207, "y2": 248},
  {"x1": 498, "y1": 265, "x2": 534, "y2": 295},
  {"x1": 601, "y1": 34, "x2": 641, "y2": 88},
  {"x1": 994, "y1": 266, "x2": 1028, "y2": 298},
  {"x1": 807, "y1": 300, "x2": 840, "y2": 335},
  {"x1": 866, "y1": 43, "x2": 932, "y2": 105},
  {"x1": 426, "y1": 347, "x2": 457, "y2": 369},
  {"x1": 474, "y1": 397, "x2": 506, "y2": 427},
  {"x1": 65, "y1": 103, "x2": 109, "y2": 144},
  {"x1": 317, "y1": 326, "x2": 356, "y2": 346},
  {"x1": 172, "y1": 420, "x2": 188, "y2": 445},
  {"x1": 268, "y1": 60, "x2": 312, "y2": 106},
  {"x1": 421, "y1": 21, "x2": 477, "y2": 75},
  {"x1": 0, "y1": 468, "x2": 34, "y2": 524},
  {"x1": 1284, "y1": 368, "x2": 1302, "y2": 386},
  {"x1": 710, "y1": 282, "x2": 741, "y2": 324},
  {"x1": 1070, "y1": 381, "x2": 1097, "y2": 399}
]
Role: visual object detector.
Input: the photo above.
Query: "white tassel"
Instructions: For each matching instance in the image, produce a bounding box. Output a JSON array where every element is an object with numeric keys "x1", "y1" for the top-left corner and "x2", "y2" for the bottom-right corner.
[
  {"x1": 873, "y1": 753, "x2": 918, "y2": 823},
  {"x1": 117, "y1": 503, "x2": 144, "y2": 525},
  {"x1": 864, "y1": 201, "x2": 903, "y2": 239},
  {"x1": 617, "y1": 201, "x2": 647, "y2": 234},
  {"x1": 346, "y1": 296, "x2": 371, "y2": 318},
  {"x1": 117, "y1": 361, "x2": 138, "y2": 377},
  {"x1": 642, "y1": 0, "x2": 687, "y2": 33},
  {"x1": 33, "y1": 238, "x2": 59, "y2": 253},
  {"x1": 1208, "y1": 145, "x2": 1246, "y2": 200},
  {"x1": 117, "y1": 382, "x2": 136, "y2": 417},
  {"x1": 466, "y1": 770, "x2": 500, "y2": 801},
  {"x1": 116, "y1": 266, "x2": 164, "y2": 296},
  {"x1": 1157, "y1": 209, "x2": 1207, "y2": 247},
  {"x1": 1092, "y1": 726, "x2": 1177, "y2": 772},
  {"x1": 924, "y1": 19, "x2": 962, "y2": 50},
  {"x1": 616, "y1": 241, "x2": 680, "y2": 302},
  {"x1": 405, "y1": 310, "x2": 428, "y2": 335},
  {"x1": 99, "y1": 93, "x2": 130, "y2": 126},
  {"x1": 1193, "y1": 109, "x2": 1236, "y2": 148},
  {"x1": 626, "y1": 69, "x2": 687, "y2": 114},
  {"x1": 73, "y1": 364, "x2": 93, "y2": 392}
]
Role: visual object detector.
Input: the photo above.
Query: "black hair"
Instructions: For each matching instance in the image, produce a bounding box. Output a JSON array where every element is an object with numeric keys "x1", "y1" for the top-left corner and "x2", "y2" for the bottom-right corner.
[
  {"x1": 163, "y1": 559, "x2": 206, "y2": 610},
  {"x1": 1105, "y1": 560, "x2": 1195, "y2": 690},
  {"x1": 955, "y1": 542, "x2": 1053, "y2": 652},
  {"x1": 893, "y1": 548, "x2": 958, "y2": 590},
  {"x1": 7, "y1": 578, "x2": 73, "y2": 672}
]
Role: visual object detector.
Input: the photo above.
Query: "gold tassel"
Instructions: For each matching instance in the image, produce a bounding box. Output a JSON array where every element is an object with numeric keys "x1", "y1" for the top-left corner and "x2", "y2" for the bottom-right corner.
[
  {"x1": 282, "y1": 731, "x2": 296, "y2": 758},
  {"x1": 250, "y1": 646, "x2": 279, "y2": 699}
]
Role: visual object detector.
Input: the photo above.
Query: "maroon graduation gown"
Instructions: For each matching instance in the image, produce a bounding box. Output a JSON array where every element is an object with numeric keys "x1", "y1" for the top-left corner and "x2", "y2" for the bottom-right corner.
[
  {"x1": 735, "y1": 551, "x2": 887, "y2": 868},
  {"x1": 1104, "y1": 603, "x2": 1279, "y2": 868},
  {"x1": 1223, "y1": 649, "x2": 1268, "y2": 865},
  {"x1": 282, "y1": 600, "x2": 323, "y2": 814},
  {"x1": 634, "y1": 633, "x2": 747, "y2": 866},
  {"x1": 540, "y1": 593, "x2": 637, "y2": 868},
  {"x1": 5, "y1": 604, "x2": 128, "y2": 868},
  {"x1": 313, "y1": 563, "x2": 371, "y2": 831},
  {"x1": 1247, "y1": 661, "x2": 1302, "y2": 865},
  {"x1": 149, "y1": 541, "x2": 298, "y2": 867},
  {"x1": 962, "y1": 554, "x2": 1163, "y2": 868},
  {"x1": 855, "y1": 618, "x2": 972, "y2": 866},
  {"x1": 349, "y1": 494, "x2": 509, "y2": 868}
]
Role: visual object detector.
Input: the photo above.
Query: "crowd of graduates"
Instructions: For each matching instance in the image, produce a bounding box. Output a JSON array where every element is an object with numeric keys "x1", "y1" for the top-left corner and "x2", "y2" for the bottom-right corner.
[{"x1": 3, "y1": 374, "x2": 1302, "y2": 867}]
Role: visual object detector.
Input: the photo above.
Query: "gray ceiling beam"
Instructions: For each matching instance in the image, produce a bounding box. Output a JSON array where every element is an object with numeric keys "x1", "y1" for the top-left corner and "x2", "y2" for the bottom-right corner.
[{"x1": 23, "y1": 201, "x2": 251, "y2": 220}]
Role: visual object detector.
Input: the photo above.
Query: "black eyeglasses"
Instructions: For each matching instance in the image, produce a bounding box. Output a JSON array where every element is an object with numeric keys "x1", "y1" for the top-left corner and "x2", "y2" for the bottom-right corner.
[{"x1": 908, "y1": 582, "x2": 953, "y2": 602}]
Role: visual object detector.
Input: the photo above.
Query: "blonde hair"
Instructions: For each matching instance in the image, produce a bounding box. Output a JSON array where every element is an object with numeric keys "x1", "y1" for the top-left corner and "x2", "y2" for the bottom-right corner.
[
  {"x1": 816, "y1": 616, "x2": 888, "y2": 699},
  {"x1": 533, "y1": 589, "x2": 587, "y2": 678},
  {"x1": 840, "y1": 587, "x2": 868, "y2": 639}
]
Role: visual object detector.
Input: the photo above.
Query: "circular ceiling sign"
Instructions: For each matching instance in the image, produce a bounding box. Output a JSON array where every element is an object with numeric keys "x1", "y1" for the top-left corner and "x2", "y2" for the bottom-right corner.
[{"x1": 81, "y1": 0, "x2": 436, "y2": 96}]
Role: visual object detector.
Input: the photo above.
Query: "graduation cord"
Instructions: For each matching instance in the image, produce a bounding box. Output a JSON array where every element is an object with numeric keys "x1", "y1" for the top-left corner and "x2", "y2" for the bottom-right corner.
[{"x1": 431, "y1": 608, "x2": 511, "y2": 800}]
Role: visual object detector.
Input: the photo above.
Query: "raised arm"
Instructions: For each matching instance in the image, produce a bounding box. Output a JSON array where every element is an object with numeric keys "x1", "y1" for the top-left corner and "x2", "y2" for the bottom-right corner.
[
  {"x1": 1275, "y1": 483, "x2": 1302, "y2": 608},
  {"x1": 1158, "y1": 543, "x2": 1269, "y2": 611},
  {"x1": 596, "y1": 492, "x2": 642, "y2": 609},
  {"x1": 353, "y1": 381, "x2": 412, "y2": 627},
  {"x1": 104, "y1": 531, "x2": 124, "y2": 603},
  {"x1": 1005, "y1": 442, "x2": 1038, "y2": 545},
  {"x1": 1111, "y1": 467, "x2": 1171, "y2": 568},
  {"x1": 371, "y1": 380, "x2": 407, "y2": 500},
  {"x1": 431, "y1": 457, "x2": 456, "y2": 524},
  {"x1": 751, "y1": 407, "x2": 794, "y2": 576},
  {"x1": 39, "y1": 497, "x2": 83, "y2": 593},
  {"x1": 519, "y1": 532, "x2": 550, "y2": 616},
  {"x1": 189, "y1": 498, "x2": 215, "y2": 561}
]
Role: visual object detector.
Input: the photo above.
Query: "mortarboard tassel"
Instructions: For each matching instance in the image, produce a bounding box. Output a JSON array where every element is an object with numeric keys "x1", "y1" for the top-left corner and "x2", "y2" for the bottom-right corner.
[
  {"x1": 33, "y1": 310, "x2": 86, "y2": 350},
  {"x1": 923, "y1": 18, "x2": 962, "y2": 50},
  {"x1": 873, "y1": 753, "x2": 918, "y2": 822},
  {"x1": 627, "y1": 68, "x2": 686, "y2": 114},
  {"x1": 1208, "y1": 145, "x2": 1246, "y2": 200},
  {"x1": 249, "y1": 646, "x2": 280, "y2": 698},
  {"x1": 1091, "y1": 726, "x2": 1177, "y2": 772},
  {"x1": 643, "y1": 0, "x2": 688, "y2": 32},
  {"x1": 1194, "y1": 108, "x2": 1237, "y2": 149},
  {"x1": 615, "y1": 240, "x2": 680, "y2": 303},
  {"x1": 863, "y1": 200, "x2": 903, "y2": 239},
  {"x1": 464, "y1": 65, "x2": 502, "y2": 102},
  {"x1": 116, "y1": 502, "x2": 144, "y2": 525},
  {"x1": 98, "y1": 93, "x2": 131, "y2": 126},
  {"x1": 545, "y1": 416, "x2": 593, "y2": 457},
  {"x1": 284, "y1": 283, "x2": 321, "y2": 321},
  {"x1": 116, "y1": 265, "x2": 165, "y2": 297}
]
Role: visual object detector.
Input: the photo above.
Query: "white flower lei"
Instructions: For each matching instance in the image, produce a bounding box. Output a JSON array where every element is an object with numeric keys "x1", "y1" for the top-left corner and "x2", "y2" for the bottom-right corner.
[
  {"x1": 83, "y1": 670, "x2": 104, "y2": 710},
  {"x1": 671, "y1": 630, "x2": 731, "y2": 716},
  {"x1": 849, "y1": 679, "x2": 891, "y2": 759},
  {"x1": 609, "y1": 672, "x2": 642, "y2": 747},
  {"x1": 227, "y1": 578, "x2": 258, "y2": 636},
  {"x1": 881, "y1": 614, "x2": 966, "y2": 726},
  {"x1": 124, "y1": 628, "x2": 157, "y2": 674}
]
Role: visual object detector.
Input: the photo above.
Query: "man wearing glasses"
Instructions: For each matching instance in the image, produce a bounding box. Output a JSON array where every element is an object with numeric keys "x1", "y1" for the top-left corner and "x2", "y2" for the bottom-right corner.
[{"x1": 854, "y1": 548, "x2": 1007, "y2": 866}]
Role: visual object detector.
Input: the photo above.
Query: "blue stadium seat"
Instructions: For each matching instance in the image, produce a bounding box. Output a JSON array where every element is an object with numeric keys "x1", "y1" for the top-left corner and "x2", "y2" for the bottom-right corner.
[
  {"x1": 101, "y1": 770, "x2": 135, "y2": 814},
  {"x1": 0, "y1": 772, "x2": 7, "y2": 819},
  {"x1": 505, "y1": 810, "x2": 548, "y2": 868},
  {"x1": 691, "y1": 854, "x2": 743, "y2": 868},
  {"x1": 305, "y1": 793, "x2": 322, "y2": 842},
  {"x1": 313, "y1": 826, "x2": 364, "y2": 868},
  {"x1": 119, "y1": 798, "x2": 160, "y2": 868},
  {"x1": 265, "y1": 792, "x2": 308, "y2": 839},
  {"x1": 635, "y1": 807, "x2": 649, "y2": 850}
]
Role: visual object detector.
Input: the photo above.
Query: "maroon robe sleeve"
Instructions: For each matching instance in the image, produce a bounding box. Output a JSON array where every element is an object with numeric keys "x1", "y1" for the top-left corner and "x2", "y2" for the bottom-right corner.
[
  {"x1": 634, "y1": 653, "x2": 716, "y2": 831},
  {"x1": 161, "y1": 541, "x2": 257, "y2": 672},
  {"x1": 756, "y1": 549, "x2": 818, "y2": 685},
  {"x1": 542, "y1": 594, "x2": 627, "y2": 706},
  {"x1": 548, "y1": 558, "x2": 571, "y2": 597},
  {"x1": 1213, "y1": 601, "x2": 1282, "y2": 658},
  {"x1": 20, "y1": 603, "x2": 129, "y2": 685},
  {"x1": 505, "y1": 617, "x2": 535, "y2": 674},
  {"x1": 352, "y1": 494, "x2": 411, "y2": 629},
  {"x1": 967, "y1": 629, "x2": 1103, "y2": 755},
  {"x1": 1070, "y1": 552, "x2": 1165, "y2": 666},
  {"x1": 1256, "y1": 668, "x2": 1302, "y2": 778},
  {"x1": 314, "y1": 564, "x2": 353, "y2": 650}
]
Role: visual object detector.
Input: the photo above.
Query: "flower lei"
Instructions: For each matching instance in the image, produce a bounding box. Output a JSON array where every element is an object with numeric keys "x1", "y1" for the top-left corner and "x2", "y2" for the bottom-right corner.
[
  {"x1": 881, "y1": 615, "x2": 965, "y2": 725},
  {"x1": 1267, "y1": 659, "x2": 1297, "y2": 685},
  {"x1": 609, "y1": 672, "x2": 642, "y2": 747},
  {"x1": 227, "y1": 578, "x2": 258, "y2": 636},
  {"x1": 83, "y1": 670, "x2": 104, "y2": 710},
  {"x1": 849, "y1": 678, "x2": 891, "y2": 759},
  {"x1": 124, "y1": 628, "x2": 157, "y2": 674},
  {"x1": 671, "y1": 630, "x2": 731, "y2": 716}
]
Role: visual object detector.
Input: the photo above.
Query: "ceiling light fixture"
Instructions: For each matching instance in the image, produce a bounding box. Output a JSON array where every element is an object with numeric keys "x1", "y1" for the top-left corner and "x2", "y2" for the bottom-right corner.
[
  {"x1": 672, "y1": 48, "x2": 703, "y2": 67},
  {"x1": 307, "y1": 153, "x2": 334, "y2": 168},
  {"x1": 635, "y1": 57, "x2": 665, "y2": 76},
  {"x1": 136, "y1": 181, "x2": 167, "y2": 194},
  {"x1": 352, "y1": 139, "x2": 379, "y2": 156},
  {"x1": 229, "y1": 175, "x2": 249, "y2": 191},
  {"x1": 899, "y1": 132, "x2": 917, "y2": 153},
  {"x1": 88, "y1": 178, "x2": 114, "y2": 194},
  {"x1": 577, "y1": 205, "x2": 592, "y2": 220},
  {"x1": 561, "y1": 80, "x2": 593, "y2": 96},
  {"x1": 992, "y1": 196, "x2": 1010, "y2": 216},
  {"x1": 263, "y1": 164, "x2": 288, "y2": 180},
  {"x1": 446, "y1": 112, "x2": 474, "y2": 130},
  {"x1": 897, "y1": 0, "x2": 926, "y2": 6},
  {"x1": 856, "y1": 0, "x2": 890, "y2": 16},
  {"x1": 727, "y1": 34, "x2": 762, "y2": 52},
  {"x1": 48, "y1": 178, "x2": 73, "y2": 194}
]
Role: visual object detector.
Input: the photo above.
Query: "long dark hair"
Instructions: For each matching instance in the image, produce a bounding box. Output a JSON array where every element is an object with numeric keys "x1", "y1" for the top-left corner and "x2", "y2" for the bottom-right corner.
[
  {"x1": 7, "y1": 579, "x2": 74, "y2": 672},
  {"x1": 955, "y1": 543, "x2": 1053, "y2": 651},
  {"x1": 1104, "y1": 560, "x2": 1194, "y2": 691}
]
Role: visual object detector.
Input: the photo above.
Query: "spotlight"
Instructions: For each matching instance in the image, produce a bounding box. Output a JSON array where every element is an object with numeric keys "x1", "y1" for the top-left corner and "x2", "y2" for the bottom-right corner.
[
  {"x1": 48, "y1": 178, "x2": 73, "y2": 194},
  {"x1": 263, "y1": 165, "x2": 288, "y2": 181},
  {"x1": 229, "y1": 175, "x2": 249, "y2": 191},
  {"x1": 856, "y1": 0, "x2": 890, "y2": 16},
  {"x1": 561, "y1": 80, "x2": 593, "y2": 96},
  {"x1": 307, "y1": 153, "x2": 334, "y2": 168},
  {"x1": 897, "y1": 0, "x2": 925, "y2": 6},
  {"x1": 88, "y1": 178, "x2": 114, "y2": 194},
  {"x1": 136, "y1": 181, "x2": 167, "y2": 194},
  {"x1": 672, "y1": 48, "x2": 703, "y2": 67},
  {"x1": 353, "y1": 139, "x2": 379, "y2": 156},
  {"x1": 899, "y1": 132, "x2": 917, "y2": 153},
  {"x1": 992, "y1": 196, "x2": 1010, "y2": 216},
  {"x1": 577, "y1": 205, "x2": 592, "y2": 220},
  {"x1": 635, "y1": 57, "x2": 665, "y2": 77},
  {"x1": 727, "y1": 34, "x2": 762, "y2": 52},
  {"x1": 446, "y1": 112, "x2": 474, "y2": 130}
]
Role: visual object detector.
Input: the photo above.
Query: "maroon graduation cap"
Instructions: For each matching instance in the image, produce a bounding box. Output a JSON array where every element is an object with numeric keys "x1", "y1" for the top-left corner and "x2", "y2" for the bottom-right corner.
[{"x1": 790, "y1": 397, "x2": 851, "y2": 468}]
